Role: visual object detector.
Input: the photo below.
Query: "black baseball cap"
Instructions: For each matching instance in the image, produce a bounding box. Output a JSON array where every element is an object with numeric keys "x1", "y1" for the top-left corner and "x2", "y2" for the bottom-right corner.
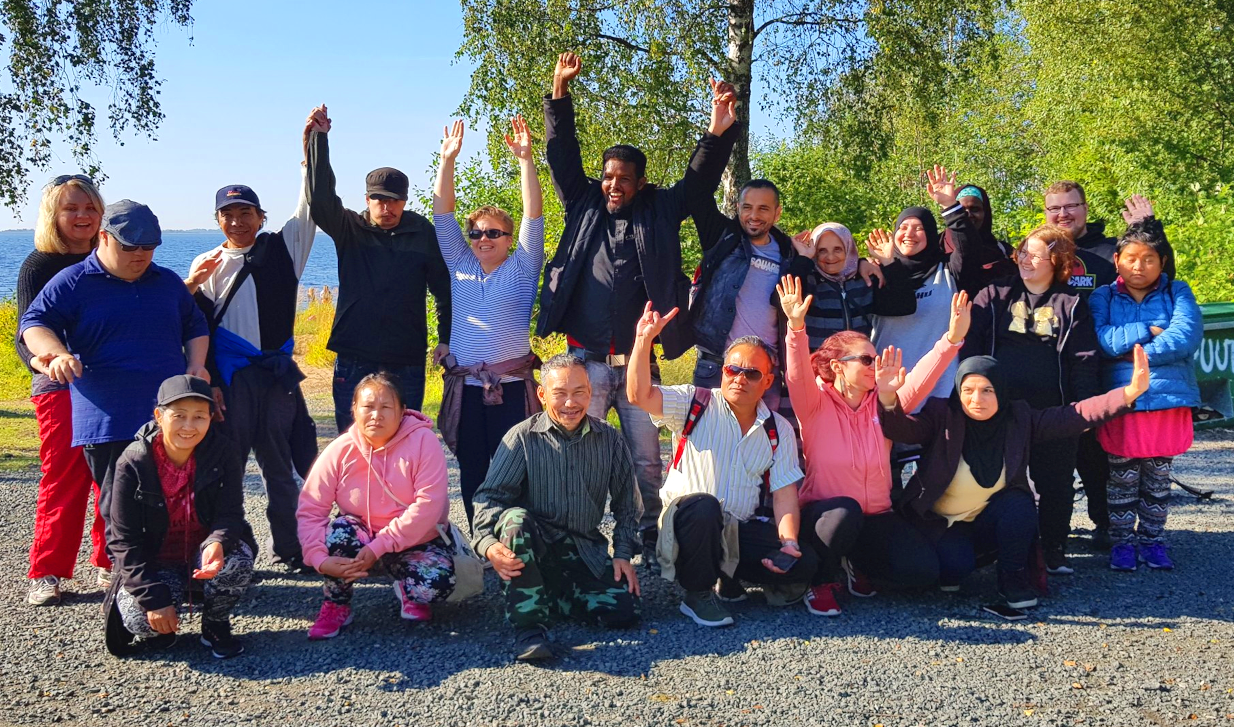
[
  {"x1": 102, "y1": 200, "x2": 162, "y2": 248},
  {"x1": 365, "y1": 167, "x2": 409, "y2": 201},
  {"x1": 157, "y1": 375, "x2": 214, "y2": 410},
  {"x1": 215, "y1": 184, "x2": 265, "y2": 213}
]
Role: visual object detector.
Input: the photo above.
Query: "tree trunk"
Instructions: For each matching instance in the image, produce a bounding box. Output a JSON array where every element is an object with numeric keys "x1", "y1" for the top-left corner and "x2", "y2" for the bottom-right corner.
[{"x1": 723, "y1": 0, "x2": 755, "y2": 214}]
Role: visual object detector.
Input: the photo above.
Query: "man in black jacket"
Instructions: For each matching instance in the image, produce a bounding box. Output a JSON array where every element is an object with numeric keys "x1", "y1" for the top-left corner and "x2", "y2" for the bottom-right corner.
[
  {"x1": 306, "y1": 105, "x2": 452, "y2": 430},
  {"x1": 538, "y1": 53, "x2": 734, "y2": 566}
]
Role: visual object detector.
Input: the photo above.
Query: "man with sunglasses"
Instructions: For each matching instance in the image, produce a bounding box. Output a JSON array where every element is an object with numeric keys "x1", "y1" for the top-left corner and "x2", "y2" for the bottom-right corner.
[
  {"x1": 305, "y1": 104, "x2": 452, "y2": 429},
  {"x1": 627, "y1": 304, "x2": 811, "y2": 627},
  {"x1": 20, "y1": 199, "x2": 210, "y2": 506}
]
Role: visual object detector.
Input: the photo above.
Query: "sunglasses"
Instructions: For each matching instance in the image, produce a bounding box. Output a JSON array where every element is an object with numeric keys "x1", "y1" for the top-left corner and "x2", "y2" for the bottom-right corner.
[
  {"x1": 51, "y1": 174, "x2": 94, "y2": 187},
  {"x1": 722, "y1": 364, "x2": 765, "y2": 382},
  {"x1": 467, "y1": 229, "x2": 512, "y2": 241},
  {"x1": 118, "y1": 243, "x2": 158, "y2": 253},
  {"x1": 838, "y1": 354, "x2": 876, "y2": 366}
]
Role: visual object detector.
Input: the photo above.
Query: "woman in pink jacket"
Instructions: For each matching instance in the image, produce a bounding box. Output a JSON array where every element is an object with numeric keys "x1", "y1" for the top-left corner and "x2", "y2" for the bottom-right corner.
[
  {"x1": 298, "y1": 373, "x2": 455, "y2": 640},
  {"x1": 778, "y1": 275, "x2": 970, "y2": 615}
]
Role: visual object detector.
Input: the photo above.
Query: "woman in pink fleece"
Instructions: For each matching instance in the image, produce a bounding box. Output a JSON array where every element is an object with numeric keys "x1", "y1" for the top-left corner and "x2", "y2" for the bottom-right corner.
[
  {"x1": 298, "y1": 373, "x2": 454, "y2": 640},
  {"x1": 778, "y1": 275, "x2": 970, "y2": 614}
]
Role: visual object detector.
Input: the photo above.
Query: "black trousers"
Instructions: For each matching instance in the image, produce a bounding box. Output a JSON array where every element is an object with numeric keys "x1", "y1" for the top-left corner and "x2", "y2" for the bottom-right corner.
[
  {"x1": 670, "y1": 493, "x2": 819, "y2": 592},
  {"x1": 847, "y1": 510, "x2": 940, "y2": 588},
  {"x1": 456, "y1": 382, "x2": 530, "y2": 530},
  {"x1": 84, "y1": 439, "x2": 134, "y2": 554},
  {"x1": 1031, "y1": 436, "x2": 1080, "y2": 550},
  {"x1": 799, "y1": 497, "x2": 864, "y2": 585},
  {"x1": 935, "y1": 488, "x2": 1038, "y2": 585},
  {"x1": 1076, "y1": 430, "x2": 1110, "y2": 528}
]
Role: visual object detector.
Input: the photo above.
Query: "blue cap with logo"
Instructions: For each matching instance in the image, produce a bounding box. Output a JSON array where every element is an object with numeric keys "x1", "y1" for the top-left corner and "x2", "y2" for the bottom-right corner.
[
  {"x1": 102, "y1": 200, "x2": 162, "y2": 248},
  {"x1": 215, "y1": 184, "x2": 264, "y2": 212}
]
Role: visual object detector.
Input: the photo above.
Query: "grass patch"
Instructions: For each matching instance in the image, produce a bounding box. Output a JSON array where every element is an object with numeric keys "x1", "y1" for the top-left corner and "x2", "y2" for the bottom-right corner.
[
  {"x1": 0, "y1": 298, "x2": 32, "y2": 399},
  {"x1": 0, "y1": 299, "x2": 38, "y2": 470}
]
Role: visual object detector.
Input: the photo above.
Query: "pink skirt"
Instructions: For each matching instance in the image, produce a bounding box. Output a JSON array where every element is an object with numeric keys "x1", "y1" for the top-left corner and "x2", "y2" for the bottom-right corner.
[{"x1": 1097, "y1": 407, "x2": 1193, "y2": 458}]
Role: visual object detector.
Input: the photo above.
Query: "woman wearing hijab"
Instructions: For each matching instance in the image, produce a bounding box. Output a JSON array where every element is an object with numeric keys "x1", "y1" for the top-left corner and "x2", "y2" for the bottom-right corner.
[
  {"x1": 867, "y1": 165, "x2": 985, "y2": 406},
  {"x1": 948, "y1": 184, "x2": 1014, "y2": 296},
  {"x1": 878, "y1": 349, "x2": 1151, "y2": 609}
]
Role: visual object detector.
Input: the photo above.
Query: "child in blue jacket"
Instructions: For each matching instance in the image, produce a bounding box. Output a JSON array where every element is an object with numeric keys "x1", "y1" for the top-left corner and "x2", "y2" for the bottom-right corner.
[{"x1": 1089, "y1": 223, "x2": 1202, "y2": 572}]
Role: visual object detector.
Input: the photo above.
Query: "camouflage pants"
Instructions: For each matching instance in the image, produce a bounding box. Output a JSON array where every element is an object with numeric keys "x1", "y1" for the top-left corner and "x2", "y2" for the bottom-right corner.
[{"x1": 495, "y1": 507, "x2": 639, "y2": 631}]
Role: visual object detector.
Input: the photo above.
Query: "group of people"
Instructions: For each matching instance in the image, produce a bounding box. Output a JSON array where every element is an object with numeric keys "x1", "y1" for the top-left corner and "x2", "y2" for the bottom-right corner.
[{"x1": 15, "y1": 52, "x2": 1202, "y2": 662}]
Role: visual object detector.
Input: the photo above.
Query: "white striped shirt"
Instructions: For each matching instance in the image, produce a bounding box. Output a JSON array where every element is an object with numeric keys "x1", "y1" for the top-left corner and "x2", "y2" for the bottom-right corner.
[
  {"x1": 433, "y1": 214, "x2": 544, "y2": 385},
  {"x1": 653, "y1": 385, "x2": 804, "y2": 522}
]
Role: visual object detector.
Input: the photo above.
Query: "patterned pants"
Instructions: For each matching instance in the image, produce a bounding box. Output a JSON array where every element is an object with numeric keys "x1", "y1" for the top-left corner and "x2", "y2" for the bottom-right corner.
[
  {"x1": 495, "y1": 507, "x2": 639, "y2": 631},
  {"x1": 1107, "y1": 455, "x2": 1173, "y2": 545},
  {"x1": 117, "y1": 541, "x2": 254, "y2": 638},
  {"x1": 322, "y1": 515, "x2": 455, "y2": 605}
]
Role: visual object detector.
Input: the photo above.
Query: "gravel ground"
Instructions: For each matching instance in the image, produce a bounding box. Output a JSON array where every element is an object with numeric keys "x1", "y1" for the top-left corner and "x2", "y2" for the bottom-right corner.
[{"x1": 2, "y1": 429, "x2": 1233, "y2": 727}]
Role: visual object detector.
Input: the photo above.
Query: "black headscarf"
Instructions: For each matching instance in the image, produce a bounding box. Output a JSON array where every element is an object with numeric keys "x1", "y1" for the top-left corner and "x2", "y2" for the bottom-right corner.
[
  {"x1": 952, "y1": 356, "x2": 1009, "y2": 488},
  {"x1": 891, "y1": 206, "x2": 943, "y2": 290}
]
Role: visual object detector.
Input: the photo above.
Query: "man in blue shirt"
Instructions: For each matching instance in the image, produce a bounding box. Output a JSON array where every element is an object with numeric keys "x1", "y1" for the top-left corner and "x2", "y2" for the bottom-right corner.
[{"x1": 20, "y1": 200, "x2": 211, "y2": 507}]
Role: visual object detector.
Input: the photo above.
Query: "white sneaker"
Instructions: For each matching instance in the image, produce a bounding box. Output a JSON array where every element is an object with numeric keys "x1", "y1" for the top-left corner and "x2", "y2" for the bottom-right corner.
[
  {"x1": 96, "y1": 567, "x2": 112, "y2": 588},
  {"x1": 28, "y1": 576, "x2": 62, "y2": 606}
]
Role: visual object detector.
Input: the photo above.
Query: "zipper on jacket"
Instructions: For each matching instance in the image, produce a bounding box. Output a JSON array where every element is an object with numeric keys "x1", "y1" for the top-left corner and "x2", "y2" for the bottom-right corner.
[
  {"x1": 1055, "y1": 298, "x2": 1078, "y2": 402},
  {"x1": 840, "y1": 284, "x2": 852, "y2": 331}
]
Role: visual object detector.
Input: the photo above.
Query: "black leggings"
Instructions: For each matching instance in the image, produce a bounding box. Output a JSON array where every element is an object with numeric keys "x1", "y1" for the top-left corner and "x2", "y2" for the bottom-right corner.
[
  {"x1": 799, "y1": 497, "x2": 864, "y2": 585},
  {"x1": 846, "y1": 510, "x2": 940, "y2": 589},
  {"x1": 1032, "y1": 436, "x2": 1079, "y2": 550}
]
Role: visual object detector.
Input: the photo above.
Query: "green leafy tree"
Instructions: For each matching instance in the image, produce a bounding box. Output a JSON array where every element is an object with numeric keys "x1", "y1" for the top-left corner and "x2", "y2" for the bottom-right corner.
[{"x1": 0, "y1": 1, "x2": 194, "y2": 209}]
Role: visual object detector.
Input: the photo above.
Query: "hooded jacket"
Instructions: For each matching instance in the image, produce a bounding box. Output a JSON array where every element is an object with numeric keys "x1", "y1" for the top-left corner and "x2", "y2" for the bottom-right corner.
[
  {"x1": 307, "y1": 131, "x2": 452, "y2": 366},
  {"x1": 297, "y1": 410, "x2": 449, "y2": 569},
  {"x1": 785, "y1": 326, "x2": 961, "y2": 515},
  {"x1": 1090, "y1": 274, "x2": 1202, "y2": 411},
  {"x1": 1068, "y1": 221, "x2": 1118, "y2": 297},
  {"x1": 105, "y1": 422, "x2": 256, "y2": 613}
]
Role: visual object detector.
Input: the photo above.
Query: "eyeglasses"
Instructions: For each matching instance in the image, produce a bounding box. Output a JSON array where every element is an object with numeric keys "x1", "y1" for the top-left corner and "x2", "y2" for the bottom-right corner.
[
  {"x1": 1016, "y1": 251, "x2": 1051, "y2": 266},
  {"x1": 118, "y1": 243, "x2": 158, "y2": 253},
  {"x1": 467, "y1": 229, "x2": 512, "y2": 241},
  {"x1": 837, "y1": 354, "x2": 876, "y2": 367},
  {"x1": 1044, "y1": 202, "x2": 1085, "y2": 215},
  {"x1": 50, "y1": 174, "x2": 94, "y2": 187},
  {"x1": 722, "y1": 364, "x2": 765, "y2": 382}
]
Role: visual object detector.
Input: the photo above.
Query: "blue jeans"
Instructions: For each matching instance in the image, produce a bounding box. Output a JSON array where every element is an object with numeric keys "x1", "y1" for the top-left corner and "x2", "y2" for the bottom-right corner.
[
  {"x1": 583, "y1": 360, "x2": 663, "y2": 530},
  {"x1": 332, "y1": 354, "x2": 426, "y2": 432}
]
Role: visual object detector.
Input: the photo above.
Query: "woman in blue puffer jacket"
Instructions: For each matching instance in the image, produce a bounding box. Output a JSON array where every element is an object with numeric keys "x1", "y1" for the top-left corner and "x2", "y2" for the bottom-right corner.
[{"x1": 1089, "y1": 222, "x2": 1202, "y2": 573}]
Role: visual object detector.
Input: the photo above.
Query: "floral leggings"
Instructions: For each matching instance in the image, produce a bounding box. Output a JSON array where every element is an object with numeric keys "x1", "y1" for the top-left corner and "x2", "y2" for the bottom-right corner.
[
  {"x1": 322, "y1": 515, "x2": 455, "y2": 605},
  {"x1": 117, "y1": 541, "x2": 254, "y2": 638}
]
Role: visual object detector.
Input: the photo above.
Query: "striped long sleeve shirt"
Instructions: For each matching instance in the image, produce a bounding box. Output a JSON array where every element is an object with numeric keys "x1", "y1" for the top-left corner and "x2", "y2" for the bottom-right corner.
[{"x1": 470, "y1": 413, "x2": 643, "y2": 578}]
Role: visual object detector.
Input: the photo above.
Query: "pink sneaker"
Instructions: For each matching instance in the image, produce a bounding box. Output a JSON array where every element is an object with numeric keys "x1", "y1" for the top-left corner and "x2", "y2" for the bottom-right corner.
[
  {"x1": 308, "y1": 602, "x2": 352, "y2": 640},
  {"x1": 394, "y1": 582, "x2": 432, "y2": 621}
]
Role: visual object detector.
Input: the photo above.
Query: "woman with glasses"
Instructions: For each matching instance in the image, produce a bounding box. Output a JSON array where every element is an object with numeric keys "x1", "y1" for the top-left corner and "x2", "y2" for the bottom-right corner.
[
  {"x1": 17, "y1": 174, "x2": 112, "y2": 607},
  {"x1": 778, "y1": 275, "x2": 971, "y2": 616},
  {"x1": 960, "y1": 224, "x2": 1101, "y2": 576},
  {"x1": 432, "y1": 116, "x2": 544, "y2": 527}
]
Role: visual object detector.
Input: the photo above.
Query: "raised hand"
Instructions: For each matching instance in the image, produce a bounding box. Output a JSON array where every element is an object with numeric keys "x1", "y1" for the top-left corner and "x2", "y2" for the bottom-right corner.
[
  {"x1": 303, "y1": 104, "x2": 330, "y2": 160},
  {"x1": 1122, "y1": 194, "x2": 1155, "y2": 226},
  {"x1": 634, "y1": 301, "x2": 679, "y2": 341},
  {"x1": 503, "y1": 115, "x2": 533, "y2": 161},
  {"x1": 553, "y1": 52, "x2": 581, "y2": 98},
  {"x1": 1123, "y1": 344, "x2": 1151, "y2": 405},
  {"x1": 776, "y1": 275, "x2": 813, "y2": 331},
  {"x1": 184, "y1": 248, "x2": 223, "y2": 292},
  {"x1": 440, "y1": 119, "x2": 465, "y2": 162},
  {"x1": 867, "y1": 228, "x2": 895, "y2": 263},
  {"x1": 708, "y1": 78, "x2": 737, "y2": 135},
  {"x1": 926, "y1": 164, "x2": 959, "y2": 208},
  {"x1": 790, "y1": 229, "x2": 815, "y2": 259},
  {"x1": 875, "y1": 346, "x2": 907, "y2": 392},
  {"x1": 946, "y1": 290, "x2": 972, "y2": 344}
]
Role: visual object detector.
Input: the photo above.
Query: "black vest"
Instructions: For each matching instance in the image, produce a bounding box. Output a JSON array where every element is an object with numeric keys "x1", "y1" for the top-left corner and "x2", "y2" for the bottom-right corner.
[{"x1": 197, "y1": 232, "x2": 299, "y2": 351}]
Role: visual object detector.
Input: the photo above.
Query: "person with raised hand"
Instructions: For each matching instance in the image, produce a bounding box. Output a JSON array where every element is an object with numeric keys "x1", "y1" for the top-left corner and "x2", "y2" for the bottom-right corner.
[
  {"x1": 305, "y1": 102, "x2": 452, "y2": 428},
  {"x1": 779, "y1": 275, "x2": 971, "y2": 615},
  {"x1": 879, "y1": 341, "x2": 1152, "y2": 612},
  {"x1": 962, "y1": 224, "x2": 1101, "y2": 576},
  {"x1": 432, "y1": 115, "x2": 544, "y2": 528},
  {"x1": 180, "y1": 105, "x2": 322, "y2": 575},
  {"x1": 539, "y1": 52, "x2": 739, "y2": 571}
]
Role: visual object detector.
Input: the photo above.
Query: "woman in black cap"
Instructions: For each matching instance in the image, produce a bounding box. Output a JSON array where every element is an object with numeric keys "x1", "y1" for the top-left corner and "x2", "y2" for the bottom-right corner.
[
  {"x1": 877, "y1": 349, "x2": 1150, "y2": 609},
  {"x1": 103, "y1": 375, "x2": 256, "y2": 659}
]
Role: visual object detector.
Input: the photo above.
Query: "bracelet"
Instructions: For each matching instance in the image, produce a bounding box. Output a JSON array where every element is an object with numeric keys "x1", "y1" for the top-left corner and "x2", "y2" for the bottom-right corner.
[{"x1": 780, "y1": 539, "x2": 799, "y2": 551}]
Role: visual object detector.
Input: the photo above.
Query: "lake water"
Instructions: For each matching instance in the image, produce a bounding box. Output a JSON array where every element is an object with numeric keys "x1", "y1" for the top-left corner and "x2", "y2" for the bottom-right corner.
[{"x1": 0, "y1": 230, "x2": 340, "y2": 300}]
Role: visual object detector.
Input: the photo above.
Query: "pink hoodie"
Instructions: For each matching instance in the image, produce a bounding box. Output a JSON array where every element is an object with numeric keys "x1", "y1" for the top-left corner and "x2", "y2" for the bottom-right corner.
[
  {"x1": 785, "y1": 326, "x2": 960, "y2": 515},
  {"x1": 297, "y1": 411, "x2": 449, "y2": 569}
]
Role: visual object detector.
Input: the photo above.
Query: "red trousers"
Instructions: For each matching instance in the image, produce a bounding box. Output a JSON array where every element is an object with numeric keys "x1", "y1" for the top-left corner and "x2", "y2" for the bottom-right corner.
[{"x1": 28, "y1": 389, "x2": 110, "y2": 579}]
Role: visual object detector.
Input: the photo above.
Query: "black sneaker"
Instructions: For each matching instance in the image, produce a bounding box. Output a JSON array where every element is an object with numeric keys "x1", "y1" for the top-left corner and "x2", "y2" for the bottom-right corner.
[
  {"x1": 278, "y1": 555, "x2": 315, "y2": 576},
  {"x1": 1044, "y1": 545, "x2": 1074, "y2": 575},
  {"x1": 997, "y1": 569, "x2": 1038, "y2": 609},
  {"x1": 1090, "y1": 526, "x2": 1111, "y2": 551},
  {"x1": 200, "y1": 619, "x2": 245, "y2": 659},
  {"x1": 640, "y1": 528, "x2": 661, "y2": 575},
  {"x1": 715, "y1": 575, "x2": 748, "y2": 603},
  {"x1": 514, "y1": 626, "x2": 553, "y2": 661}
]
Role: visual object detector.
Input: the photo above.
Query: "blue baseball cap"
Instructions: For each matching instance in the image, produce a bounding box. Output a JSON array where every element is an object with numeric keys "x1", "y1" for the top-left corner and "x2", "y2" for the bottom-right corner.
[
  {"x1": 215, "y1": 184, "x2": 265, "y2": 212},
  {"x1": 102, "y1": 200, "x2": 162, "y2": 247}
]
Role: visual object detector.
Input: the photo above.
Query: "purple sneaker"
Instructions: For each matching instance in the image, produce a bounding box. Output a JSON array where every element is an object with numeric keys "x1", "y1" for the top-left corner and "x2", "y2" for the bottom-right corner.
[
  {"x1": 1138, "y1": 542, "x2": 1174, "y2": 570},
  {"x1": 1109, "y1": 543, "x2": 1137, "y2": 571}
]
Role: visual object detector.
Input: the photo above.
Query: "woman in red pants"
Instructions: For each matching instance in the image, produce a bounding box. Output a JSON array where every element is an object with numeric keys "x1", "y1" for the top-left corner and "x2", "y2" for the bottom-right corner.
[{"x1": 17, "y1": 174, "x2": 111, "y2": 606}]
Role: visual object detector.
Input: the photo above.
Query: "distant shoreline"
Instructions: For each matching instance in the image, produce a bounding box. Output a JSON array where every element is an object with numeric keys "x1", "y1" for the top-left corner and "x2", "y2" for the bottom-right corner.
[{"x1": 1, "y1": 228, "x2": 218, "y2": 235}]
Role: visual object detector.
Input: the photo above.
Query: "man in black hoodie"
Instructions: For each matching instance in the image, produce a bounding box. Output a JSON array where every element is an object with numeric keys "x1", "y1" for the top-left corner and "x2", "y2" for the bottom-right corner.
[
  {"x1": 1042, "y1": 180, "x2": 1155, "y2": 545},
  {"x1": 306, "y1": 105, "x2": 452, "y2": 431}
]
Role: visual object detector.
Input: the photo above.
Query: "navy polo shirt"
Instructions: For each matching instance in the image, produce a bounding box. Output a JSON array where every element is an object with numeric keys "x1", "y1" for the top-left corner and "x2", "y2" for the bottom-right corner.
[{"x1": 19, "y1": 251, "x2": 209, "y2": 446}]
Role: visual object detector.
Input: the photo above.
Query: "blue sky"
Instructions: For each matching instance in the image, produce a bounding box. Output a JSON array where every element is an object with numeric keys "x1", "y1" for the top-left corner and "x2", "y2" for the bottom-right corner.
[{"x1": 0, "y1": 1, "x2": 780, "y2": 230}]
